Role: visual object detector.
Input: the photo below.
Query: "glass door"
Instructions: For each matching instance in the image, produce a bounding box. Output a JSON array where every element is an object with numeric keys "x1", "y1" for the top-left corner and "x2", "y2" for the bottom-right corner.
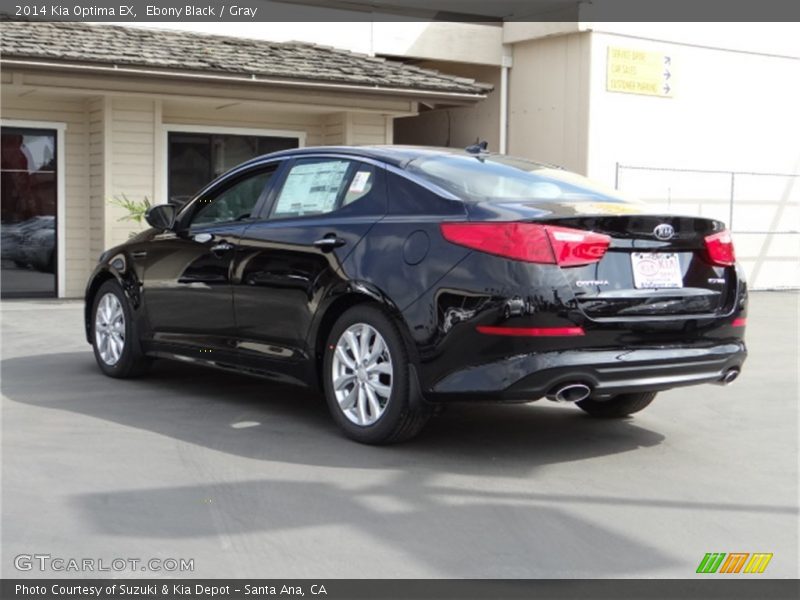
[{"x1": 1, "y1": 127, "x2": 58, "y2": 297}]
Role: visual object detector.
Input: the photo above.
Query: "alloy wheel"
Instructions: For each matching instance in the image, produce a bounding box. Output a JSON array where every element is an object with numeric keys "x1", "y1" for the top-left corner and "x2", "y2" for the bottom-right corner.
[
  {"x1": 94, "y1": 292, "x2": 126, "y2": 366},
  {"x1": 331, "y1": 323, "x2": 393, "y2": 426}
]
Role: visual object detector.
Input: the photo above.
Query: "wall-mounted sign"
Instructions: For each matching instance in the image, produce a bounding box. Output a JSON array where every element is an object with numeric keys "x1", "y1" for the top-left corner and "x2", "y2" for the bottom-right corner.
[{"x1": 607, "y1": 46, "x2": 674, "y2": 98}]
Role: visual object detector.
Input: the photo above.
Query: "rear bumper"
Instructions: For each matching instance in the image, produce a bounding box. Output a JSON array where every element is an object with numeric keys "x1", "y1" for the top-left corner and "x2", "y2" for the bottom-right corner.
[{"x1": 429, "y1": 342, "x2": 747, "y2": 401}]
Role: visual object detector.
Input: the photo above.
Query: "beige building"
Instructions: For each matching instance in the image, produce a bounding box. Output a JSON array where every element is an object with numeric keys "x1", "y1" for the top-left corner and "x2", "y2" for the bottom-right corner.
[
  {"x1": 393, "y1": 24, "x2": 798, "y2": 291},
  {"x1": 1, "y1": 18, "x2": 797, "y2": 297},
  {"x1": 0, "y1": 20, "x2": 490, "y2": 298}
]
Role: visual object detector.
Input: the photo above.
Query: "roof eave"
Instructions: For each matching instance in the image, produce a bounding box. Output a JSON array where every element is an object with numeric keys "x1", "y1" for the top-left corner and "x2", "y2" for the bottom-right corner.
[{"x1": 0, "y1": 58, "x2": 490, "y2": 103}]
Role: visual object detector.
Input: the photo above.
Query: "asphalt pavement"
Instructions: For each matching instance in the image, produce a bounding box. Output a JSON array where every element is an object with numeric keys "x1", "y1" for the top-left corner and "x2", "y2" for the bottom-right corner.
[{"x1": 1, "y1": 291, "x2": 797, "y2": 578}]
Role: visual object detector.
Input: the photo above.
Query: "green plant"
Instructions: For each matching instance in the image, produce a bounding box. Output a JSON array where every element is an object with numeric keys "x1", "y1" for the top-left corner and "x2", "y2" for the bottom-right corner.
[{"x1": 108, "y1": 194, "x2": 152, "y2": 225}]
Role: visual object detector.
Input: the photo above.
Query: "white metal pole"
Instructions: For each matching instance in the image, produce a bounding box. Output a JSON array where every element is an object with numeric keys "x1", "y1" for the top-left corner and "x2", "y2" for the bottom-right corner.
[{"x1": 499, "y1": 46, "x2": 512, "y2": 154}]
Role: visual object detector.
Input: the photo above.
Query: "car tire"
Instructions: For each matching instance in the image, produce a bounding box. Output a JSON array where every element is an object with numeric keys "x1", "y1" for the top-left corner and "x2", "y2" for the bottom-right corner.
[
  {"x1": 91, "y1": 279, "x2": 150, "y2": 378},
  {"x1": 322, "y1": 305, "x2": 431, "y2": 444},
  {"x1": 576, "y1": 392, "x2": 656, "y2": 418}
]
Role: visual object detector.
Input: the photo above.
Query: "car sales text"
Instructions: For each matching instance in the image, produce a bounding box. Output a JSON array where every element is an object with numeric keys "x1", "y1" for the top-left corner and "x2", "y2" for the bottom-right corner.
[{"x1": 15, "y1": 5, "x2": 259, "y2": 18}]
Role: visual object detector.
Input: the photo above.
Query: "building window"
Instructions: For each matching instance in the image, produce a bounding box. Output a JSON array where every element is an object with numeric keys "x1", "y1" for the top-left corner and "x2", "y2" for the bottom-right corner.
[
  {"x1": 167, "y1": 131, "x2": 299, "y2": 206},
  {"x1": 1, "y1": 127, "x2": 58, "y2": 298}
]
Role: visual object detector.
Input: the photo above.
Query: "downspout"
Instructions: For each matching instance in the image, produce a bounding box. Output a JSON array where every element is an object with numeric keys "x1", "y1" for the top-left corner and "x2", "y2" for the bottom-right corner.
[{"x1": 499, "y1": 45, "x2": 513, "y2": 154}]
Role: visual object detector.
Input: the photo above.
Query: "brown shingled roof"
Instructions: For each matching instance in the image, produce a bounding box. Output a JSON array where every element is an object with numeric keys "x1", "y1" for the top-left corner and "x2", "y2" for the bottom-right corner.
[{"x1": 0, "y1": 20, "x2": 493, "y2": 96}]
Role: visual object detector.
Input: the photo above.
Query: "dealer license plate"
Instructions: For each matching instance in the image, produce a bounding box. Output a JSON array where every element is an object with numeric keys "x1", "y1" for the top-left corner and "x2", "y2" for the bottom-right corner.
[{"x1": 631, "y1": 252, "x2": 683, "y2": 289}]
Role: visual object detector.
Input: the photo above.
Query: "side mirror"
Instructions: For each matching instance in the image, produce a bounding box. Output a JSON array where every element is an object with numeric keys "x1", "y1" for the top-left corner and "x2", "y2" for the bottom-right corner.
[{"x1": 145, "y1": 204, "x2": 176, "y2": 230}]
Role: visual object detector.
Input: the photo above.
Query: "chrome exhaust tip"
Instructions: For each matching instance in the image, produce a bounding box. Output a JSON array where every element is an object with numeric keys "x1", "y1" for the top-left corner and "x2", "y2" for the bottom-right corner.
[
  {"x1": 718, "y1": 368, "x2": 740, "y2": 385},
  {"x1": 547, "y1": 383, "x2": 592, "y2": 403}
]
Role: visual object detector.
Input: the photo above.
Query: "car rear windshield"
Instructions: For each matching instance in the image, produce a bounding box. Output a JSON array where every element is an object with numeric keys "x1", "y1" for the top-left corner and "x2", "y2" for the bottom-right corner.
[{"x1": 406, "y1": 154, "x2": 629, "y2": 203}]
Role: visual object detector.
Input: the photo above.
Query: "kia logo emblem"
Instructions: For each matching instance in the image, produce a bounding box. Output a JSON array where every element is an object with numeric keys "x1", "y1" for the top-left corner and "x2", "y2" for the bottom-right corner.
[{"x1": 653, "y1": 224, "x2": 675, "y2": 240}]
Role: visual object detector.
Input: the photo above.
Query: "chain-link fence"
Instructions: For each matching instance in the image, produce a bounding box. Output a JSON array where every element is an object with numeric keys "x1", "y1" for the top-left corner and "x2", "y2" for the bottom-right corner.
[{"x1": 615, "y1": 164, "x2": 800, "y2": 290}]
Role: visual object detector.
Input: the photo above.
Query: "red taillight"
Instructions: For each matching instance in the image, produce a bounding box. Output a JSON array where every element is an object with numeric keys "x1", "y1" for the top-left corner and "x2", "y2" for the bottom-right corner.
[
  {"x1": 704, "y1": 230, "x2": 736, "y2": 266},
  {"x1": 440, "y1": 222, "x2": 610, "y2": 267},
  {"x1": 546, "y1": 225, "x2": 611, "y2": 267},
  {"x1": 732, "y1": 317, "x2": 746, "y2": 327},
  {"x1": 476, "y1": 325, "x2": 585, "y2": 337}
]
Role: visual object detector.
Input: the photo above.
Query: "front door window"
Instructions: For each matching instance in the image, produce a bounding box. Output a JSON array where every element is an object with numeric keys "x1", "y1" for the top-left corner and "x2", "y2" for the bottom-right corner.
[{"x1": 191, "y1": 169, "x2": 277, "y2": 228}]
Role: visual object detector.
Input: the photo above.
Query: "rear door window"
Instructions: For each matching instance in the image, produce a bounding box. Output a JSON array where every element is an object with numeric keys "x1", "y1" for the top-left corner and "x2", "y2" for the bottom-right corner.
[{"x1": 270, "y1": 158, "x2": 385, "y2": 219}]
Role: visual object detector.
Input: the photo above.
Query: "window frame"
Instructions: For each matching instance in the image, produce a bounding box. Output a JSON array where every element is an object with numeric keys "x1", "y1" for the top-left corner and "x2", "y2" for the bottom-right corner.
[
  {"x1": 161, "y1": 124, "x2": 305, "y2": 207},
  {"x1": 1, "y1": 119, "x2": 67, "y2": 297}
]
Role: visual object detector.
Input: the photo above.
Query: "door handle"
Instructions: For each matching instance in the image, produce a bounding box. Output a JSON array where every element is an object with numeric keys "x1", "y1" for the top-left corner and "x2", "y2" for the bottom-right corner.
[
  {"x1": 313, "y1": 235, "x2": 346, "y2": 252},
  {"x1": 210, "y1": 242, "x2": 235, "y2": 255}
]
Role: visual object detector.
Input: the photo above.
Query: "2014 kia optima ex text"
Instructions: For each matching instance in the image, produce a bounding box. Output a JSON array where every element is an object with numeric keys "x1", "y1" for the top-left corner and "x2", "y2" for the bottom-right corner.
[{"x1": 84, "y1": 146, "x2": 747, "y2": 443}]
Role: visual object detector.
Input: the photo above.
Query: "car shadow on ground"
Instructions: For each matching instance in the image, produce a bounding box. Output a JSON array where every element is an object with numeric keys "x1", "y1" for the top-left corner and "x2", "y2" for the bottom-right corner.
[
  {"x1": 4, "y1": 351, "x2": 796, "y2": 577},
  {"x1": 71, "y1": 479, "x2": 678, "y2": 577},
  {"x1": 1, "y1": 350, "x2": 666, "y2": 474}
]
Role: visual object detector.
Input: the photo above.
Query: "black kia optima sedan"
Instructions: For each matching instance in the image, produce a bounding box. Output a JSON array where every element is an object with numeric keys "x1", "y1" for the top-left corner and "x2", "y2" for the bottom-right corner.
[{"x1": 85, "y1": 146, "x2": 747, "y2": 443}]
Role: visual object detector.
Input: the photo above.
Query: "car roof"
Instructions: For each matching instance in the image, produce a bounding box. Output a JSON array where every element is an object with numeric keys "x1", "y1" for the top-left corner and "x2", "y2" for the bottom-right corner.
[{"x1": 240, "y1": 145, "x2": 497, "y2": 169}]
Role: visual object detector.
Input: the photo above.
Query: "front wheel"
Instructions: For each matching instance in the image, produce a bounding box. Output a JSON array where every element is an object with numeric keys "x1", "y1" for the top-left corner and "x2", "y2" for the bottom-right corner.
[
  {"x1": 322, "y1": 305, "x2": 430, "y2": 444},
  {"x1": 91, "y1": 280, "x2": 150, "y2": 378},
  {"x1": 576, "y1": 392, "x2": 656, "y2": 418}
]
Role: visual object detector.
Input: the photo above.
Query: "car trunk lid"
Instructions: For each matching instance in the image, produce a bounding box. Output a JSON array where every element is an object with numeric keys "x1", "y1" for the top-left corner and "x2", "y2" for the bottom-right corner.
[
  {"x1": 545, "y1": 214, "x2": 734, "y2": 317},
  {"x1": 465, "y1": 201, "x2": 736, "y2": 318}
]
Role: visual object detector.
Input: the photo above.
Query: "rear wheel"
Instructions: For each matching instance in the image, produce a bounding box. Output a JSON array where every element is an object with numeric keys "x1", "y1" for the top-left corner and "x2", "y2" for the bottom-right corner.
[
  {"x1": 322, "y1": 305, "x2": 430, "y2": 444},
  {"x1": 576, "y1": 392, "x2": 656, "y2": 418},
  {"x1": 91, "y1": 280, "x2": 150, "y2": 378}
]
